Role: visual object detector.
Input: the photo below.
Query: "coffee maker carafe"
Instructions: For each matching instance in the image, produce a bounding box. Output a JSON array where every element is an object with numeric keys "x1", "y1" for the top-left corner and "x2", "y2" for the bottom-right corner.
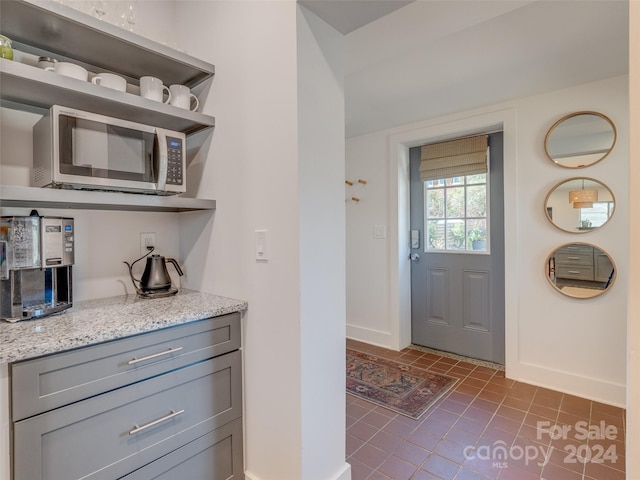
[{"x1": 0, "y1": 211, "x2": 74, "y2": 322}]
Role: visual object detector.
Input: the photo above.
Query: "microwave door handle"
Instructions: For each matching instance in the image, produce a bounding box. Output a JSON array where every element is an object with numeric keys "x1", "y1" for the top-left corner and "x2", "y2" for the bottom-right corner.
[{"x1": 156, "y1": 129, "x2": 168, "y2": 191}]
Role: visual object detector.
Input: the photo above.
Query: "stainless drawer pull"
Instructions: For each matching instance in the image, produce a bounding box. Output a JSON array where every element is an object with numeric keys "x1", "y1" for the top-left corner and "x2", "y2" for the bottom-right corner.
[
  {"x1": 568, "y1": 270, "x2": 582, "y2": 274},
  {"x1": 129, "y1": 409, "x2": 185, "y2": 435},
  {"x1": 567, "y1": 256, "x2": 581, "y2": 260},
  {"x1": 127, "y1": 346, "x2": 184, "y2": 365}
]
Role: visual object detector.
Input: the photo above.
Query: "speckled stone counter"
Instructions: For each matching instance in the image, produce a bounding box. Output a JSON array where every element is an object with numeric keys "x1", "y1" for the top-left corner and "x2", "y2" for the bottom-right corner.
[{"x1": 0, "y1": 289, "x2": 247, "y2": 364}]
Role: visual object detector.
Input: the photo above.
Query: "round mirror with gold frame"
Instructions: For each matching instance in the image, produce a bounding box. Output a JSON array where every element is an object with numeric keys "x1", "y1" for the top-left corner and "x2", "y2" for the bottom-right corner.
[
  {"x1": 544, "y1": 177, "x2": 615, "y2": 233},
  {"x1": 545, "y1": 242, "x2": 616, "y2": 299},
  {"x1": 544, "y1": 111, "x2": 617, "y2": 168}
]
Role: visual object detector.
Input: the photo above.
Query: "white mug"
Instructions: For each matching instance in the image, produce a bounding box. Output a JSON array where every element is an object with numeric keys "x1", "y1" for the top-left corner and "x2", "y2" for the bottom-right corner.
[
  {"x1": 169, "y1": 84, "x2": 199, "y2": 111},
  {"x1": 140, "y1": 76, "x2": 171, "y2": 103},
  {"x1": 91, "y1": 73, "x2": 126, "y2": 92},
  {"x1": 44, "y1": 62, "x2": 88, "y2": 81}
]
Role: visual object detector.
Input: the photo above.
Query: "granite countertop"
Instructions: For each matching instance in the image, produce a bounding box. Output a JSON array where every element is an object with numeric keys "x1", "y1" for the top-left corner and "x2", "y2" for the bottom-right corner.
[{"x1": 0, "y1": 289, "x2": 248, "y2": 365}]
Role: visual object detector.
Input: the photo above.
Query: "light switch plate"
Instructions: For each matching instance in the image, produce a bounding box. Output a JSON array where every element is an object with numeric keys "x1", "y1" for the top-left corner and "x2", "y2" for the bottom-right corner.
[
  {"x1": 255, "y1": 229, "x2": 268, "y2": 261},
  {"x1": 373, "y1": 225, "x2": 386, "y2": 239}
]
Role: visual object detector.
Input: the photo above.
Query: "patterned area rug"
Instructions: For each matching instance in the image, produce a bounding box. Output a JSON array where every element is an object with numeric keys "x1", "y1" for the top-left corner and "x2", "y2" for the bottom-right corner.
[{"x1": 346, "y1": 349, "x2": 458, "y2": 419}]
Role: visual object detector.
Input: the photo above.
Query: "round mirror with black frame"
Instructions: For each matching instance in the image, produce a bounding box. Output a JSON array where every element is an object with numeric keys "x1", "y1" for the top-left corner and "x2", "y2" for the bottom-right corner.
[
  {"x1": 544, "y1": 177, "x2": 615, "y2": 233},
  {"x1": 544, "y1": 111, "x2": 617, "y2": 168},
  {"x1": 545, "y1": 242, "x2": 616, "y2": 299}
]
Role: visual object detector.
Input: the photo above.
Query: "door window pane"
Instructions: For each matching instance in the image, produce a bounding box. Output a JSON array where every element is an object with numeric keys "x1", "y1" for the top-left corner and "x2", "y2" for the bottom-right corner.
[
  {"x1": 466, "y1": 185, "x2": 487, "y2": 217},
  {"x1": 427, "y1": 220, "x2": 445, "y2": 249},
  {"x1": 446, "y1": 187, "x2": 465, "y2": 218},
  {"x1": 446, "y1": 220, "x2": 465, "y2": 250},
  {"x1": 427, "y1": 189, "x2": 445, "y2": 218},
  {"x1": 425, "y1": 173, "x2": 489, "y2": 253}
]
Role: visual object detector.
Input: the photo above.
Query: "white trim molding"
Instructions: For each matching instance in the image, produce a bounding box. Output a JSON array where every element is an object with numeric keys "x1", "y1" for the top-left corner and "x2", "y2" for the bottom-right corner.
[{"x1": 387, "y1": 108, "x2": 518, "y2": 374}]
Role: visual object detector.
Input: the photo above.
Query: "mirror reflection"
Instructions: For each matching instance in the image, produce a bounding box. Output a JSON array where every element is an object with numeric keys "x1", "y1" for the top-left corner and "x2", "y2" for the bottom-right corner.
[
  {"x1": 546, "y1": 243, "x2": 616, "y2": 299},
  {"x1": 544, "y1": 178, "x2": 615, "y2": 233},
  {"x1": 545, "y1": 112, "x2": 616, "y2": 168}
]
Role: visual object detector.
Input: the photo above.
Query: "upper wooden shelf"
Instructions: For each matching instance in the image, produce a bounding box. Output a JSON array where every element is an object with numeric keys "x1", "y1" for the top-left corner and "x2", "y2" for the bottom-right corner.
[
  {"x1": 0, "y1": 0, "x2": 215, "y2": 88},
  {"x1": 0, "y1": 59, "x2": 215, "y2": 135},
  {"x1": 0, "y1": 186, "x2": 216, "y2": 213}
]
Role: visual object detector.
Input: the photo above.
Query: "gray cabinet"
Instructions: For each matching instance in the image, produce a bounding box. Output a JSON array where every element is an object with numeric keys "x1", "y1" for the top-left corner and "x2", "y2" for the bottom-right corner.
[
  {"x1": 555, "y1": 244, "x2": 614, "y2": 284},
  {"x1": 555, "y1": 244, "x2": 595, "y2": 281},
  {"x1": 10, "y1": 314, "x2": 243, "y2": 480}
]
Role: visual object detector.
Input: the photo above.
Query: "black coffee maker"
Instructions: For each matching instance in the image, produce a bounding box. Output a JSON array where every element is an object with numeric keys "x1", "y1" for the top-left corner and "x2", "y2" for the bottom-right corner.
[{"x1": 125, "y1": 251, "x2": 184, "y2": 299}]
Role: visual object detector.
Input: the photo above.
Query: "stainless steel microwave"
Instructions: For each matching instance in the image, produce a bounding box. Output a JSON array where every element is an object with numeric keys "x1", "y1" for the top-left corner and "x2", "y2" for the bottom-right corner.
[{"x1": 33, "y1": 105, "x2": 186, "y2": 195}]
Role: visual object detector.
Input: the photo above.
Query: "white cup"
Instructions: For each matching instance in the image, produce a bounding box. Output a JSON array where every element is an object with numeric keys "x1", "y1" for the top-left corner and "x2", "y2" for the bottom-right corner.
[
  {"x1": 91, "y1": 72, "x2": 126, "y2": 92},
  {"x1": 44, "y1": 62, "x2": 88, "y2": 81},
  {"x1": 169, "y1": 84, "x2": 199, "y2": 111},
  {"x1": 140, "y1": 76, "x2": 171, "y2": 103}
]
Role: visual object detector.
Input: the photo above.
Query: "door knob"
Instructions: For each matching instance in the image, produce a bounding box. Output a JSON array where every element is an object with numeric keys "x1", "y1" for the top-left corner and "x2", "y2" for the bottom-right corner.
[{"x1": 409, "y1": 253, "x2": 420, "y2": 261}]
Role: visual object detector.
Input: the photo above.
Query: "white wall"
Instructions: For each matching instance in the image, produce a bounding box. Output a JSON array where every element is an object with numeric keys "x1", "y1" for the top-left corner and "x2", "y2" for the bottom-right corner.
[
  {"x1": 627, "y1": 1, "x2": 639, "y2": 477},
  {"x1": 346, "y1": 75, "x2": 628, "y2": 407},
  {"x1": 297, "y1": 7, "x2": 348, "y2": 480},
  {"x1": 174, "y1": 2, "x2": 349, "y2": 479}
]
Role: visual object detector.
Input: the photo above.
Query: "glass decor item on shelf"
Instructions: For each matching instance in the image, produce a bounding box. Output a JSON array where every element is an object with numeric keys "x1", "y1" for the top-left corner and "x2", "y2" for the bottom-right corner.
[{"x1": 0, "y1": 34, "x2": 13, "y2": 60}]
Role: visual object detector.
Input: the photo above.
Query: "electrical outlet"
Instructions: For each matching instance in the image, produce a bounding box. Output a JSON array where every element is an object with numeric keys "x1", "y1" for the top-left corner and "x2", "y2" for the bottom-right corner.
[{"x1": 140, "y1": 232, "x2": 156, "y2": 256}]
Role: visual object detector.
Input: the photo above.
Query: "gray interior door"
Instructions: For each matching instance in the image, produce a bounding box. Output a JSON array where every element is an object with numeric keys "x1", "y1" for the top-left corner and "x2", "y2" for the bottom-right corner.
[{"x1": 410, "y1": 132, "x2": 505, "y2": 364}]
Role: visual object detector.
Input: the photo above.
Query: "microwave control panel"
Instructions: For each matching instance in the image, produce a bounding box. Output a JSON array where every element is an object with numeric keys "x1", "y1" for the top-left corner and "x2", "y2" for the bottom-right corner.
[{"x1": 166, "y1": 137, "x2": 184, "y2": 186}]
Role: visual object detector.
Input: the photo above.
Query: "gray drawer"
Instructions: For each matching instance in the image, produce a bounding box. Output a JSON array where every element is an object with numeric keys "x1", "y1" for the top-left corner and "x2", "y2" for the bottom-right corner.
[
  {"x1": 11, "y1": 313, "x2": 240, "y2": 421},
  {"x1": 556, "y1": 265, "x2": 594, "y2": 281},
  {"x1": 555, "y1": 251, "x2": 593, "y2": 266},
  {"x1": 556, "y1": 244, "x2": 594, "y2": 255},
  {"x1": 13, "y1": 351, "x2": 242, "y2": 480},
  {"x1": 120, "y1": 418, "x2": 244, "y2": 480}
]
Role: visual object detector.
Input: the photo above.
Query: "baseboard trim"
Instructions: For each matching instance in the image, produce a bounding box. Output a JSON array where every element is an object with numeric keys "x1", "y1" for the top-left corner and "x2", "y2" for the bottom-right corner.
[
  {"x1": 346, "y1": 324, "x2": 393, "y2": 349},
  {"x1": 330, "y1": 462, "x2": 352, "y2": 480},
  {"x1": 518, "y1": 361, "x2": 625, "y2": 407}
]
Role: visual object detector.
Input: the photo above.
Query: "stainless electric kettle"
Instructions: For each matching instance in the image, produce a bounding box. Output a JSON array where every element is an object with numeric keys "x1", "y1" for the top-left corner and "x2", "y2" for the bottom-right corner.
[{"x1": 125, "y1": 251, "x2": 184, "y2": 298}]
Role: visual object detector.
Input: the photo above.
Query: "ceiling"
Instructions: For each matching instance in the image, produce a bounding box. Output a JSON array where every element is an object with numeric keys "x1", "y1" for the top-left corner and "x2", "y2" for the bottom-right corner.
[
  {"x1": 298, "y1": 0, "x2": 415, "y2": 35},
  {"x1": 301, "y1": 0, "x2": 629, "y2": 138}
]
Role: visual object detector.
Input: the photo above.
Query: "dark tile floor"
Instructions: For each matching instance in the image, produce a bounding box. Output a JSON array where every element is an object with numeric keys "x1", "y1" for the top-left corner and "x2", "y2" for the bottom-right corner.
[{"x1": 346, "y1": 339, "x2": 626, "y2": 480}]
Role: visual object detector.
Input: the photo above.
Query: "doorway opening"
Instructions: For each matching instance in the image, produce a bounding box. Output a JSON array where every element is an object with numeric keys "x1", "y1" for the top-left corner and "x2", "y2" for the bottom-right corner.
[{"x1": 387, "y1": 108, "x2": 517, "y2": 376}]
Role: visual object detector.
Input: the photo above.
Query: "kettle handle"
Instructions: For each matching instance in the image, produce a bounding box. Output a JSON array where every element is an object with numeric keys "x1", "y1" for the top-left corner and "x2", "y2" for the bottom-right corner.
[{"x1": 166, "y1": 258, "x2": 184, "y2": 276}]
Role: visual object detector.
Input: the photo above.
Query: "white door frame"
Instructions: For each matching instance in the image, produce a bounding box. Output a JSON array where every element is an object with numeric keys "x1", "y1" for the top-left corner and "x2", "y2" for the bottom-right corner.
[{"x1": 387, "y1": 108, "x2": 519, "y2": 377}]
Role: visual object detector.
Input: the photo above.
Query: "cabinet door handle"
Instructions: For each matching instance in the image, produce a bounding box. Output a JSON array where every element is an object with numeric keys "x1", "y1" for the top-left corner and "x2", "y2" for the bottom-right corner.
[
  {"x1": 129, "y1": 409, "x2": 185, "y2": 435},
  {"x1": 127, "y1": 346, "x2": 183, "y2": 365}
]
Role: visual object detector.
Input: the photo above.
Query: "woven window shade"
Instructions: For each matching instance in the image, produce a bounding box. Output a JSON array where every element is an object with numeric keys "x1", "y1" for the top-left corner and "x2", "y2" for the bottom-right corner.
[{"x1": 420, "y1": 135, "x2": 488, "y2": 181}]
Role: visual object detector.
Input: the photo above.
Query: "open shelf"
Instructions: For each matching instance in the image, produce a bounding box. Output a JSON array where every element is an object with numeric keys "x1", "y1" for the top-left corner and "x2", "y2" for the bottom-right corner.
[
  {"x1": 0, "y1": 1, "x2": 217, "y2": 212},
  {"x1": 0, "y1": 0, "x2": 214, "y2": 88},
  {"x1": 0, "y1": 186, "x2": 216, "y2": 213},
  {"x1": 0, "y1": 60, "x2": 215, "y2": 135}
]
